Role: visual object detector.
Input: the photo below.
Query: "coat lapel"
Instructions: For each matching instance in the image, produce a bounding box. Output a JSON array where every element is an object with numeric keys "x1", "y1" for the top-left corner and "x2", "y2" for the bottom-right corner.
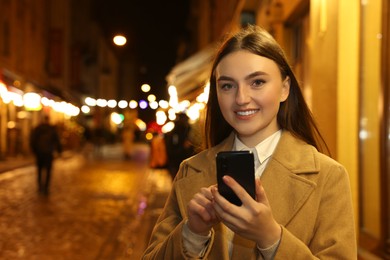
[
  {"x1": 174, "y1": 135, "x2": 234, "y2": 217},
  {"x1": 174, "y1": 169, "x2": 215, "y2": 217},
  {"x1": 260, "y1": 132, "x2": 319, "y2": 226}
]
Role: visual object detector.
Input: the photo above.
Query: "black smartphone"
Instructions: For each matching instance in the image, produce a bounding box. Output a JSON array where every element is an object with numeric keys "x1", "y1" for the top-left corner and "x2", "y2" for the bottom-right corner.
[{"x1": 216, "y1": 151, "x2": 255, "y2": 206}]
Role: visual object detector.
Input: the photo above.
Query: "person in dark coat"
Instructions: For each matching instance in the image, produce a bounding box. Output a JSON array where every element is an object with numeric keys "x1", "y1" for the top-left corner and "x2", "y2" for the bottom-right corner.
[
  {"x1": 164, "y1": 113, "x2": 194, "y2": 180},
  {"x1": 30, "y1": 115, "x2": 62, "y2": 195}
]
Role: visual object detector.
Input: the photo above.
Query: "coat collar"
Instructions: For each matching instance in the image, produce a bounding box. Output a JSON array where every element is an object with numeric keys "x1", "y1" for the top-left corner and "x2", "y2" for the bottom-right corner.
[
  {"x1": 177, "y1": 131, "x2": 320, "y2": 226},
  {"x1": 260, "y1": 131, "x2": 319, "y2": 226}
]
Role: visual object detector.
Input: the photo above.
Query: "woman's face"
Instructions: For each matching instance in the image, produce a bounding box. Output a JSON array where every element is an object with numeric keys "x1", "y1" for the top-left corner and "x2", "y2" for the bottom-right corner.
[{"x1": 215, "y1": 50, "x2": 290, "y2": 147}]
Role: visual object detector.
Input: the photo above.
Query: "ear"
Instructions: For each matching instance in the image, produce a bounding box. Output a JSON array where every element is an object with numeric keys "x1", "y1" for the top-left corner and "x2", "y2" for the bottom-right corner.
[{"x1": 280, "y1": 76, "x2": 290, "y2": 102}]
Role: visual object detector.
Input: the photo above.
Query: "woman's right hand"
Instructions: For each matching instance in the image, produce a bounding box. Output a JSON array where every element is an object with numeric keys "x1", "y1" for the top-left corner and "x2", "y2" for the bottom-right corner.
[{"x1": 187, "y1": 185, "x2": 220, "y2": 235}]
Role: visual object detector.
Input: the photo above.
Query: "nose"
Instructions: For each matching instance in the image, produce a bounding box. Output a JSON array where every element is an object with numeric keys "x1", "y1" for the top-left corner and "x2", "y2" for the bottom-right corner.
[{"x1": 235, "y1": 85, "x2": 250, "y2": 105}]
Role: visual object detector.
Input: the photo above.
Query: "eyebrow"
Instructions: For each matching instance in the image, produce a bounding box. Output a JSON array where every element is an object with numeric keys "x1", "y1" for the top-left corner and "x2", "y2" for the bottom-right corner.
[{"x1": 217, "y1": 71, "x2": 269, "y2": 82}]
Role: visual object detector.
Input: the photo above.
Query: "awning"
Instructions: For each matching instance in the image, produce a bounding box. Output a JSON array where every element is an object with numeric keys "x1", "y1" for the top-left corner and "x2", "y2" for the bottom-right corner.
[
  {"x1": 166, "y1": 44, "x2": 216, "y2": 100},
  {"x1": 1, "y1": 68, "x2": 81, "y2": 105}
]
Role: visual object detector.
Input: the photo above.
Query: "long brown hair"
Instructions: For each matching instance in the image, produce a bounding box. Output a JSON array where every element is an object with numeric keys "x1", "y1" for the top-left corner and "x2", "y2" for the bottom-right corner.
[{"x1": 204, "y1": 25, "x2": 329, "y2": 154}]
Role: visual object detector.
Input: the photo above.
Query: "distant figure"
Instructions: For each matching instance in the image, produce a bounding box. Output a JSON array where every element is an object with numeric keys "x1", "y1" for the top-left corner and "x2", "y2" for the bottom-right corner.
[
  {"x1": 30, "y1": 115, "x2": 62, "y2": 195},
  {"x1": 164, "y1": 113, "x2": 194, "y2": 180},
  {"x1": 122, "y1": 125, "x2": 136, "y2": 159},
  {"x1": 149, "y1": 132, "x2": 167, "y2": 169}
]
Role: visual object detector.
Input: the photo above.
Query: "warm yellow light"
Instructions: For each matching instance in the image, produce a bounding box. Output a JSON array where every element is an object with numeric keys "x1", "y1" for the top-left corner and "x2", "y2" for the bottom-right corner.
[
  {"x1": 23, "y1": 92, "x2": 42, "y2": 111},
  {"x1": 111, "y1": 112, "x2": 123, "y2": 125},
  {"x1": 129, "y1": 100, "x2": 138, "y2": 109},
  {"x1": 149, "y1": 101, "x2": 158, "y2": 110},
  {"x1": 159, "y1": 100, "x2": 169, "y2": 109},
  {"x1": 17, "y1": 111, "x2": 29, "y2": 119},
  {"x1": 96, "y1": 99, "x2": 107, "y2": 107},
  {"x1": 141, "y1": 84, "x2": 151, "y2": 93},
  {"x1": 107, "y1": 99, "x2": 117, "y2": 108},
  {"x1": 0, "y1": 81, "x2": 7, "y2": 97},
  {"x1": 85, "y1": 97, "x2": 96, "y2": 106},
  {"x1": 156, "y1": 110, "x2": 167, "y2": 125},
  {"x1": 135, "y1": 118, "x2": 146, "y2": 131},
  {"x1": 113, "y1": 35, "x2": 127, "y2": 46},
  {"x1": 41, "y1": 97, "x2": 50, "y2": 106},
  {"x1": 65, "y1": 103, "x2": 80, "y2": 117},
  {"x1": 147, "y1": 94, "x2": 156, "y2": 102},
  {"x1": 168, "y1": 85, "x2": 177, "y2": 96},
  {"x1": 168, "y1": 108, "x2": 176, "y2": 117},
  {"x1": 10, "y1": 92, "x2": 23, "y2": 107},
  {"x1": 162, "y1": 122, "x2": 175, "y2": 133},
  {"x1": 81, "y1": 105, "x2": 90, "y2": 114},
  {"x1": 187, "y1": 103, "x2": 204, "y2": 121},
  {"x1": 145, "y1": 132, "x2": 153, "y2": 141},
  {"x1": 118, "y1": 100, "x2": 128, "y2": 109}
]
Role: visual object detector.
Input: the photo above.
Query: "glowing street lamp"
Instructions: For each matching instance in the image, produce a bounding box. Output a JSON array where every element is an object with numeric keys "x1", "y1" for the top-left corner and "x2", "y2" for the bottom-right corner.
[
  {"x1": 141, "y1": 84, "x2": 151, "y2": 93},
  {"x1": 113, "y1": 35, "x2": 127, "y2": 46}
]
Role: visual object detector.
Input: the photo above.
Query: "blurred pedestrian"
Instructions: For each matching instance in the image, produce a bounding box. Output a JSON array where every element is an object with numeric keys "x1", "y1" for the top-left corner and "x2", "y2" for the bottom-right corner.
[
  {"x1": 164, "y1": 113, "x2": 194, "y2": 180},
  {"x1": 122, "y1": 125, "x2": 135, "y2": 159},
  {"x1": 30, "y1": 115, "x2": 62, "y2": 195},
  {"x1": 149, "y1": 132, "x2": 167, "y2": 169}
]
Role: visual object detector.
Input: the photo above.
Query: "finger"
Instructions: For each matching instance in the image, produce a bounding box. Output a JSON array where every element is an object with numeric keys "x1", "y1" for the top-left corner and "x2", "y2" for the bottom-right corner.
[
  {"x1": 195, "y1": 189, "x2": 220, "y2": 220},
  {"x1": 200, "y1": 186, "x2": 214, "y2": 201},
  {"x1": 222, "y1": 175, "x2": 254, "y2": 205},
  {"x1": 211, "y1": 186, "x2": 239, "y2": 223},
  {"x1": 199, "y1": 187, "x2": 218, "y2": 215},
  {"x1": 255, "y1": 179, "x2": 270, "y2": 206},
  {"x1": 211, "y1": 185, "x2": 234, "y2": 210},
  {"x1": 193, "y1": 192, "x2": 215, "y2": 214},
  {"x1": 211, "y1": 189, "x2": 245, "y2": 235},
  {"x1": 188, "y1": 199, "x2": 214, "y2": 222}
]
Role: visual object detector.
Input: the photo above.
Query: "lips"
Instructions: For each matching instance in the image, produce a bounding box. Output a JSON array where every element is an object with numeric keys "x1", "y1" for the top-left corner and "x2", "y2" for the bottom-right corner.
[{"x1": 235, "y1": 109, "x2": 259, "y2": 116}]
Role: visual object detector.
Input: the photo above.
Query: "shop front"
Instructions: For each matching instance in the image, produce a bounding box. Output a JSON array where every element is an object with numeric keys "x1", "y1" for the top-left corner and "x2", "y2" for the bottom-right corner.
[{"x1": 0, "y1": 68, "x2": 81, "y2": 159}]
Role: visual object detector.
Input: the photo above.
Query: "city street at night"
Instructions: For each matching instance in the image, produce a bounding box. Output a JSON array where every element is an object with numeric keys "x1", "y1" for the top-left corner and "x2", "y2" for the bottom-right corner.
[
  {"x1": 0, "y1": 0, "x2": 389, "y2": 258},
  {"x1": 0, "y1": 144, "x2": 172, "y2": 259}
]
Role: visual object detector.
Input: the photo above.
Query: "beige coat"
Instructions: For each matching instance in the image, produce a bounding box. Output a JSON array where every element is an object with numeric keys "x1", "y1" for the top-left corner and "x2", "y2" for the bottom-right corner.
[{"x1": 142, "y1": 131, "x2": 357, "y2": 259}]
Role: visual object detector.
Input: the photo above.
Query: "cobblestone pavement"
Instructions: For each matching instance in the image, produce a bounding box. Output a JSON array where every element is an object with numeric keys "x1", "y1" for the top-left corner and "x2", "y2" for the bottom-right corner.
[{"x1": 0, "y1": 146, "x2": 172, "y2": 260}]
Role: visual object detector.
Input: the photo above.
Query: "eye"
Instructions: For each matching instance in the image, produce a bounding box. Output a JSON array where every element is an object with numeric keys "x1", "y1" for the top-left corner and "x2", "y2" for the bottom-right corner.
[
  {"x1": 252, "y1": 79, "x2": 266, "y2": 87},
  {"x1": 219, "y1": 82, "x2": 235, "y2": 91}
]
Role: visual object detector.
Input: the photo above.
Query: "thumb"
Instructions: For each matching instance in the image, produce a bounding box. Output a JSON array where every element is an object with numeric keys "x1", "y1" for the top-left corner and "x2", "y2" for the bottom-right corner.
[{"x1": 255, "y1": 179, "x2": 270, "y2": 206}]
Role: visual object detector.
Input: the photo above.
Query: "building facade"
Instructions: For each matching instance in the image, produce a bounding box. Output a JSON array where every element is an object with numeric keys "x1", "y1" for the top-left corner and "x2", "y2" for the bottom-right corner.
[{"x1": 0, "y1": 0, "x2": 120, "y2": 156}]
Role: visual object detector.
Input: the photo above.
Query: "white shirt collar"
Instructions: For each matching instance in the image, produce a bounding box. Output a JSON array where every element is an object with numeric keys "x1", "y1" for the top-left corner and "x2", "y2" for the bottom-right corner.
[{"x1": 233, "y1": 130, "x2": 282, "y2": 165}]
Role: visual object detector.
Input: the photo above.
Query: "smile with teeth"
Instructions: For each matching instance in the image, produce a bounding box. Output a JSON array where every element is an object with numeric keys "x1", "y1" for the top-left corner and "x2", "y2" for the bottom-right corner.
[{"x1": 236, "y1": 109, "x2": 258, "y2": 116}]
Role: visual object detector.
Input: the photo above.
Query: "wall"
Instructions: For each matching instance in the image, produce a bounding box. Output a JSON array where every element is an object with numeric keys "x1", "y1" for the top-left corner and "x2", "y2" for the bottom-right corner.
[
  {"x1": 47, "y1": 0, "x2": 71, "y2": 91},
  {"x1": 310, "y1": 0, "x2": 338, "y2": 157},
  {"x1": 336, "y1": 0, "x2": 360, "y2": 236},
  {"x1": 0, "y1": 0, "x2": 48, "y2": 83},
  {"x1": 359, "y1": 0, "x2": 383, "y2": 240}
]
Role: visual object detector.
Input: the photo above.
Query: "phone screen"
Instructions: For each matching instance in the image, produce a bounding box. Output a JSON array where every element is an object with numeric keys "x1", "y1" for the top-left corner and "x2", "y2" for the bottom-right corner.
[{"x1": 216, "y1": 151, "x2": 255, "y2": 206}]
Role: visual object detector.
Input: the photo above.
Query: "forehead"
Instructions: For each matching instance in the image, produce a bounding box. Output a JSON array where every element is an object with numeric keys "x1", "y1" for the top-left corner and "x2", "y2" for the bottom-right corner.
[{"x1": 215, "y1": 50, "x2": 280, "y2": 78}]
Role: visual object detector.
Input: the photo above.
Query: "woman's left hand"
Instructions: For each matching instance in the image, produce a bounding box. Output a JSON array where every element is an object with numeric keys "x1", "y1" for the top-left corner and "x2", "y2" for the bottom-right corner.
[{"x1": 211, "y1": 176, "x2": 281, "y2": 248}]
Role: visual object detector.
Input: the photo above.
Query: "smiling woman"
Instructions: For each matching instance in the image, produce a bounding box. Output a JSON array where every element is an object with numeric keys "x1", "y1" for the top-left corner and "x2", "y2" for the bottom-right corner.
[
  {"x1": 142, "y1": 25, "x2": 357, "y2": 260},
  {"x1": 215, "y1": 51, "x2": 290, "y2": 147}
]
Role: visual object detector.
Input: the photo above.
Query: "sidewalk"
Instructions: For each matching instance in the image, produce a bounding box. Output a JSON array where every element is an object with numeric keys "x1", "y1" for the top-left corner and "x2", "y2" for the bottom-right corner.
[
  {"x1": 0, "y1": 150, "x2": 76, "y2": 173},
  {"x1": 0, "y1": 145, "x2": 174, "y2": 259},
  {"x1": 0, "y1": 155, "x2": 34, "y2": 173}
]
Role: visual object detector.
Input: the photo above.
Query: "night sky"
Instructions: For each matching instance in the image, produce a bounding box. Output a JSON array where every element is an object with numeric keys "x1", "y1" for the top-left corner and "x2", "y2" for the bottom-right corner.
[{"x1": 92, "y1": 0, "x2": 191, "y2": 99}]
